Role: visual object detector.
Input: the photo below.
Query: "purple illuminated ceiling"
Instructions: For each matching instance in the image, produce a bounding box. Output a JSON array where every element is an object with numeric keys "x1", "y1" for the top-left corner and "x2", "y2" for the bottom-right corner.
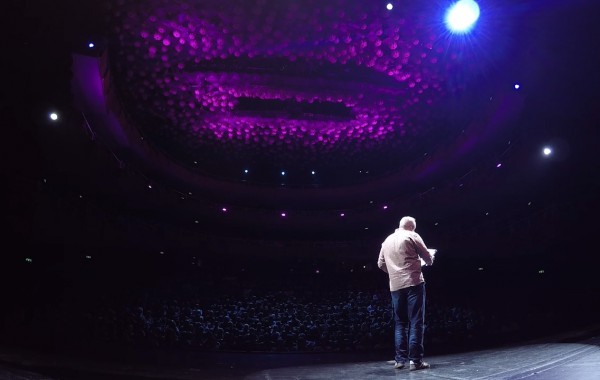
[{"x1": 106, "y1": 0, "x2": 510, "y2": 183}]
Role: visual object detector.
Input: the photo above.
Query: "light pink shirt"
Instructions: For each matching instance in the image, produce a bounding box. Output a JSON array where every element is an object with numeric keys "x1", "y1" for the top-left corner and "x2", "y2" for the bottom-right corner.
[{"x1": 377, "y1": 228, "x2": 434, "y2": 291}]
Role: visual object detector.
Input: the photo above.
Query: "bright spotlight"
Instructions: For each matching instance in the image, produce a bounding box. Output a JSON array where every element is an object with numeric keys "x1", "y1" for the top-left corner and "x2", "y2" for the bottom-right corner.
[
  {"x1": 445, "y1": 0, "x2": 480, "y2": 33},
  {"x1": 386, "y1": 3, "x2": 393, "y2": 10},
  {"x1": 49, "y1": 112, "x2": 58, "y2": 121},
  {"x1": 543, "y1": 147, "x2": 552, "y2": 156},
  {"x1": 88, "y1": 42, "x2": 95, "y2": 48}
]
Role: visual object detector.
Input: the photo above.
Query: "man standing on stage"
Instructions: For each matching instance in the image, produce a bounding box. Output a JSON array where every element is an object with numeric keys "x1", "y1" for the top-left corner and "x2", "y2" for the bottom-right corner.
[{"x1": 377, "y1": 216, "x2": 436, "y2": 370}]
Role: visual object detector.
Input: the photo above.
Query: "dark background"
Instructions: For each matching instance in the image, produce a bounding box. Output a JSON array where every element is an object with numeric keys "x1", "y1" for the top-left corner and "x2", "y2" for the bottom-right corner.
[{"x1": 2, "y1": 0, "x2": 600, "y2": 359}]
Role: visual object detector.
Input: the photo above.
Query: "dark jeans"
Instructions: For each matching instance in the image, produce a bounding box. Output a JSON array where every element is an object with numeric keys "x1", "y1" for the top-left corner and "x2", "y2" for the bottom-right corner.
[{"x1": 391, "y1": 282, "x2": 426, "y2": 363}]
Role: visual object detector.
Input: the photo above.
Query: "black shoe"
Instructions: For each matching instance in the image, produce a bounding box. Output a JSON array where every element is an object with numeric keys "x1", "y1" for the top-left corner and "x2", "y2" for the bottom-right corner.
[{"x1": 410, "y1": 361, "x2": 430, "y2": 371}]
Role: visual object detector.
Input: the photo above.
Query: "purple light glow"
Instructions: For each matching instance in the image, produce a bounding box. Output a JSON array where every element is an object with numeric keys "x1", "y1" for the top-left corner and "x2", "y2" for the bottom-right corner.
[
  {"x1": 71, "y1": 55, "x2": 130, "y2": 148},
  {"x1": 104, "y1": 0, "x2": 489, "y2": 173},
  {"x1": 413, "y1": 92, "x2": 525, "y2": 181}
]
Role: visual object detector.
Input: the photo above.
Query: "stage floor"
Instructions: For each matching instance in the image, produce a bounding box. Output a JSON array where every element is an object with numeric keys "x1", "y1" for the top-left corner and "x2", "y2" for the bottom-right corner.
[{"x1": 1, "y1": 328, "x2": 599, "y2": 380}]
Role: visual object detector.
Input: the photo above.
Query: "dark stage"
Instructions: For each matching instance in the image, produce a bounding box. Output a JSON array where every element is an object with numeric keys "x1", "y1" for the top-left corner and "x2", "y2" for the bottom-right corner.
[{"x1": 1, "y1": 327, "x2": 599, "y2": 380}]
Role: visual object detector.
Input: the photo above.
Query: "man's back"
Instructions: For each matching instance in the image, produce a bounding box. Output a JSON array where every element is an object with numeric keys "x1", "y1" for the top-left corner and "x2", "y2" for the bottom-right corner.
[{"x1": 378, "y1": 229, "x2": 432, "y2": 291}]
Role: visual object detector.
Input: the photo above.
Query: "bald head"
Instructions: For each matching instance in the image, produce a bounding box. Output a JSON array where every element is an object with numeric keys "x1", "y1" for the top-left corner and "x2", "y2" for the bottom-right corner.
[{"x1": 399, "y1": 216, "x2": 416, "y2": 231}]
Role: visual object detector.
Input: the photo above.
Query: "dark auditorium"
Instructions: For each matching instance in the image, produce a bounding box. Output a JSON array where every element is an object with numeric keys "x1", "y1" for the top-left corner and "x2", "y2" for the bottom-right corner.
[{"x1": 3, "y1": 0, "x2": 600, "y2": 379}]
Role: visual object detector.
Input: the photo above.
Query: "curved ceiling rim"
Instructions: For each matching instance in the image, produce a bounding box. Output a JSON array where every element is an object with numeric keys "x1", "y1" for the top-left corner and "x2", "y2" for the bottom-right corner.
[
  {"x1": 103, "y1": 0, "x2": 512, "y2": 189},
  {"x1": 72, "y1": 52, "x2": 522, "y2": 211}
]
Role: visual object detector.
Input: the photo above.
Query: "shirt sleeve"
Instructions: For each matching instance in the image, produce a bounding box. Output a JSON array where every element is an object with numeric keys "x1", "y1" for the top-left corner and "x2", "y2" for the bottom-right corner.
[
  {"x1": 377, "y1": 245, "x2": 388, "y2": 273},
  {"x1": 413, "y1": 233, "x2": 434, "y2": 266}
]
